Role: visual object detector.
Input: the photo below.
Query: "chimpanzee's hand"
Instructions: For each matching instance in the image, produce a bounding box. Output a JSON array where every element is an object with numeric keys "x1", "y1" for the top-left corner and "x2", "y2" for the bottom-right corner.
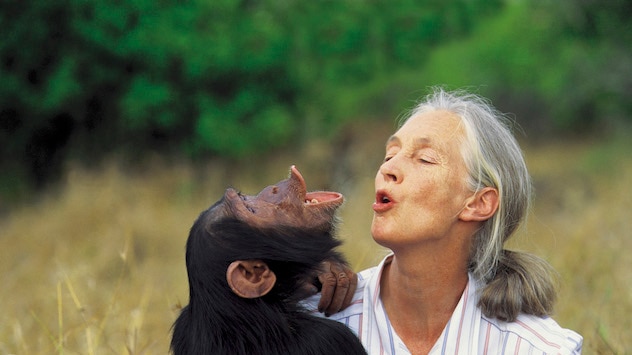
[{"x1": 317, "y1": 260, "x2": 358, "y2": 316}]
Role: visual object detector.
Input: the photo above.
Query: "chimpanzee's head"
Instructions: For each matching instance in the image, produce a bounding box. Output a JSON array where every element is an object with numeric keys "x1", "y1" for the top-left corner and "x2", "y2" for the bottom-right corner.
[
  {"x1": 206, "y1": 165, "x2": 343, "y2": 233},
  {"x1": 186, "y1": 165, "x2": 344, "y2": 301}
]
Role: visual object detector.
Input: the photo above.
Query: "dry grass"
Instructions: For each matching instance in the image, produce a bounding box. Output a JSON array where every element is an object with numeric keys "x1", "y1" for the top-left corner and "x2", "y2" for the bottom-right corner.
[
  {"x1": 0, "y1": 126, "x2": 630, "y2": 354},
  {"x1": 518, "y1": 138, "x2": 632, "y2": 354}
]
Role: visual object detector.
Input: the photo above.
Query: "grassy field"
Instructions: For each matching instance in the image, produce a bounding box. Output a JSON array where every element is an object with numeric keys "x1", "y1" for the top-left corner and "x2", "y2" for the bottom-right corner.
[{"x1": 1, "y1": 122, "x2": 630, "y2": 354}]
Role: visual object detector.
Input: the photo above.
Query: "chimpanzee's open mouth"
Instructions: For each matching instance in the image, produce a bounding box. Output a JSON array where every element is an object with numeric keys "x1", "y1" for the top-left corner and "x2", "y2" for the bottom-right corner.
[
  {"x1": 304, "y1": 191, "x2": 343, "y2": 206},
  {"x1": 290, "y1": 166, "x2": 343, "y2": 208}
]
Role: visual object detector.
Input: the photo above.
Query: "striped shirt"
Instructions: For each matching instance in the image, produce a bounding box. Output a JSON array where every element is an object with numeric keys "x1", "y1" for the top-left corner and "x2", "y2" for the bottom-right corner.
[{"x1": 308, "y1": 254, "x2": 583, "y2": 354}]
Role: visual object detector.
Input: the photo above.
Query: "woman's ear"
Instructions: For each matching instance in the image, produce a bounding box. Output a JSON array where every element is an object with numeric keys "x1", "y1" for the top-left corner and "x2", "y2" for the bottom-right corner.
[
  {"x1": 460, "y1": 187, "x2": 499, "y2": 222},
  {"x1": 226, "y1": 260, "x2": 276, "y2": 298}
]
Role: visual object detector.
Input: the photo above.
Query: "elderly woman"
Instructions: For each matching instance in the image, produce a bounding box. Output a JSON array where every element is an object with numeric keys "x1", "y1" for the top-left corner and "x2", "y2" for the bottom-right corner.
[{"x1": 315, "y1": 88, "x2": 582, "y2": 354}]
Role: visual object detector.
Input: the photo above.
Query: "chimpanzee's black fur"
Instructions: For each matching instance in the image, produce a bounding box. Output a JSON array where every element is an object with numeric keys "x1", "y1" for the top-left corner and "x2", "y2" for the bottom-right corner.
[{"x1": 170, "y1": 199, "x2": 367, "y2": 355}]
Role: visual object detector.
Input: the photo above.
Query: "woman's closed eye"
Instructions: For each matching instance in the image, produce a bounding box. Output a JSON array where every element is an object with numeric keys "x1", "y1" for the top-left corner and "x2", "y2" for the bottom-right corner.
[{"x1": 418, "y1": 153, "x2": 438, "y2": 164}]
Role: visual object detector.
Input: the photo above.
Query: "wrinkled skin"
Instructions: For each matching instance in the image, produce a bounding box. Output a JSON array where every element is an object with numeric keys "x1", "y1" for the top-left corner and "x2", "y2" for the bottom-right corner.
[
  {"x1": 210, "y1": 165, "x2": 357, "y2": 315},
  {"x1": 214, "y1": 165, "x2": 344, "y2": 232}
]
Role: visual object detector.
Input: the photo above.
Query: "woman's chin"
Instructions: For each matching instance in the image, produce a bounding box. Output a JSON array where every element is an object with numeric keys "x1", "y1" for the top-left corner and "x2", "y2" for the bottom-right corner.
[{"x1": 371, "y1": 222, "x2": 392, "y2": 247}]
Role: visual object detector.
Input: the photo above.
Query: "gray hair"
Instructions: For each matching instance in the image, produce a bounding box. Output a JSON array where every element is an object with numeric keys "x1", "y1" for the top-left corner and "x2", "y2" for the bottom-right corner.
[{"x1": 406, "y1": 87, "x2": 556, "y2": 321}]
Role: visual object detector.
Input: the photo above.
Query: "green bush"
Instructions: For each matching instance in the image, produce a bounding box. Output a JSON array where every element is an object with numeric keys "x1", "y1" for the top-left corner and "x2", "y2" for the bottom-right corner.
[{"x1": 2, "y1": 0, "x2": 630, "y2": 197}]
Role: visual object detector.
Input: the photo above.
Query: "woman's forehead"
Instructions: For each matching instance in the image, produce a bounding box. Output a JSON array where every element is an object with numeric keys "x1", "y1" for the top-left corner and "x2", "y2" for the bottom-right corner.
[{"x1": 390, "y1": 110, "x2": 465, "y2": 148}]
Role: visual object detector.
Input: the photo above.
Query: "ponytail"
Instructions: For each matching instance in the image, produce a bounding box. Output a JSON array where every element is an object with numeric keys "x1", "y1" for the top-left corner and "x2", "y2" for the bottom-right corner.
[{"x1": 478, "y1": 250, "x2": 558, "y2": 322}]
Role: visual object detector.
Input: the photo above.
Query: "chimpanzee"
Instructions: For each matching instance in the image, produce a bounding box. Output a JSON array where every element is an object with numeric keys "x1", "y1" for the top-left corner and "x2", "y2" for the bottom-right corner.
[{"x1": 170, "y1": 166, "x2": 366, "y2": 355}]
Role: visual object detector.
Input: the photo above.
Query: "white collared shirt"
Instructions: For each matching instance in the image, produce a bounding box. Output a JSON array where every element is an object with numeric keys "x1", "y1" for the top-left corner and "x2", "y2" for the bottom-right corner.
[{"x1": 308, "y1": 254, "x2": 583, "y2": 354}]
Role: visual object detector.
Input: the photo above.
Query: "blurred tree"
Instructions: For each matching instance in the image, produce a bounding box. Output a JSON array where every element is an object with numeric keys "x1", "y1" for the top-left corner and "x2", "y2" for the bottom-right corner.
[
  {"x1": 546, "y1": 0, "x2": 632, "y2": 133},
  {"x1": 1, "y1": 0, "x2": 503, "y2": 193},
  {"x1": 1, "y1": 0, "x2": 78, "y2": 187},
  {"x1": 413, "y1": 0, "x2": 632, "y2": 137}
]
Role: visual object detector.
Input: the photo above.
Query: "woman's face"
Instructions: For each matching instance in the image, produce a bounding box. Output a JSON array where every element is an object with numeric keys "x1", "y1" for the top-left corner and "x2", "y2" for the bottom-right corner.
[{"x1": 371, "y1": 109, "x2": 474, "y2": 249}]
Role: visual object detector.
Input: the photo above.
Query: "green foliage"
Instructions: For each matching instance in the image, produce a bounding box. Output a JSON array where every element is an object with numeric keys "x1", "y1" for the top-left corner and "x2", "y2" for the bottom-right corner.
[
  {"x1": 41, "y1": 57, "x2": 83, "y2": 112},
  {"x1": 120, "y1": 76, "x2": 177, "y2": 130},
  {"x1": 1, "y1": 0, "x2": 502, "y2": 189},
  {"x1": 414, "y1": 0, "x2": 632, "y2": 136},
  {"x1": 1, "y1": 0, "x2": 630, "y2": 195},
  {"x1": 193, "y1": 92, "x2": 294, "y2": 157}
]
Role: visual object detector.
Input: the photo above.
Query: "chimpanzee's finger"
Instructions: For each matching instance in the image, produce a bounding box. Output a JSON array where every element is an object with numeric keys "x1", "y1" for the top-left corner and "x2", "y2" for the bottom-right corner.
[
  {"x1": 317, "y1": 261, "x2": 336, "y2": 313},
  {"x1": 323, "y1": 261, "x2": 350, "y2": 316},
  {"x1": 341, "y1": 267, "x2": 358, "y2": 310}
]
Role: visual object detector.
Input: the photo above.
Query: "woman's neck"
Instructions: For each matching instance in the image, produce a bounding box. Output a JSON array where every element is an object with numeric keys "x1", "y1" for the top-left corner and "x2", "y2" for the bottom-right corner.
[{"x1": 379, "y1": 244, "x2": 470, "y2": 354}]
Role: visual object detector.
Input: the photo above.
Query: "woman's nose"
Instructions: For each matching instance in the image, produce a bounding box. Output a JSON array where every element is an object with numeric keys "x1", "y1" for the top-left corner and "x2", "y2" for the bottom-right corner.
[{"x1": 378, "y1": 157, "x2": 401, "y2": 183}]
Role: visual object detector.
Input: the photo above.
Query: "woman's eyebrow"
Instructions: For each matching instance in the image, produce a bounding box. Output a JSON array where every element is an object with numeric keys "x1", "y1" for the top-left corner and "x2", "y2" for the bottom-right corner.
[
  {"x1": 413, "y1": 137, "x2": 431, "y2": 147},
  {"x1": 386, "y1": 135, "x2": 401, "y2": 147},
  {"x1": 386, "y1": 136, "x2": 433, "y2": 149}
]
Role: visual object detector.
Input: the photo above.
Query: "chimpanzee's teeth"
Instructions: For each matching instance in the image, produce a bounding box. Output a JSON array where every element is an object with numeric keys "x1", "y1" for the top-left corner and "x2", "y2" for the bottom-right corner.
[{"x1": 305, "y1": 198, "x2": 319, "y2": 204}]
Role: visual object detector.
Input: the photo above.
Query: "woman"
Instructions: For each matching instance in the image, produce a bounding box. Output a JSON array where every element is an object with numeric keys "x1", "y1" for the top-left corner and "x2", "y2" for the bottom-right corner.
[{"x1": 315, "y1": 88, "x2": 582, "y2": 354}]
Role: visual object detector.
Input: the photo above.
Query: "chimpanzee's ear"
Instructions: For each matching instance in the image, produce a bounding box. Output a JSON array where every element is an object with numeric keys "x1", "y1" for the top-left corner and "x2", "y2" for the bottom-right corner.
[{"x1": 226, "y1": 260, "x2": 276, "y2": 298}]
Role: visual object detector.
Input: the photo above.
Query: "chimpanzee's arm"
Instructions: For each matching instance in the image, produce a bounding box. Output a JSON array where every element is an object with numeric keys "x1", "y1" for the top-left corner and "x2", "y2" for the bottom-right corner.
[{"x1": 316, "y1": 259, "x2": 358, "y2": 316}]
